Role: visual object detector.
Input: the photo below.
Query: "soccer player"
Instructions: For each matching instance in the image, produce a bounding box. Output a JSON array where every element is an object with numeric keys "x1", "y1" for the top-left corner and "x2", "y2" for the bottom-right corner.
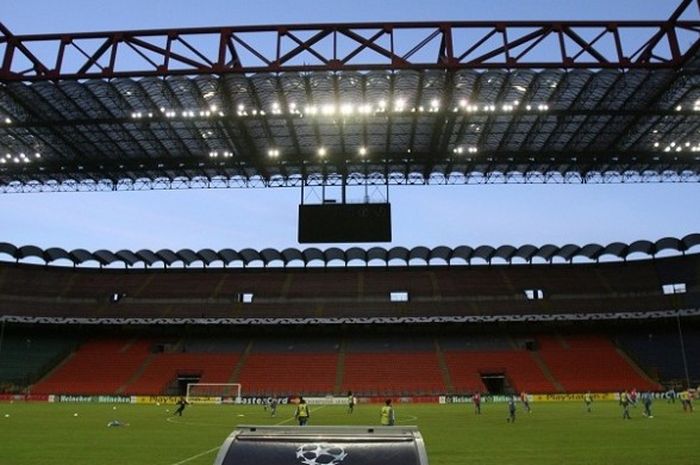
[
  {"x1": 520, "y1": 391, "x2": 531, "y2": 413},
  {"x1": 506, "y1": 396, "x2": 517, "y2": 423},
  {"x1": 174, "y1": 397, "x2": 189, "y2": 417},
  {"x1": 666, "y1": 387, "x2": 676, "y2": 403},
  {"x1": 583, "y1": 391, "x2": 593, "y2": 413},
  {"x1": 620, "y1": 391, "x2": 631, "y2": 420},
  {"x1": 472, "y1": 392, "x2": 481, "y2": 415},
  {"x1": 380, "y1": 399, "x2": 395, "y2": 426},
  {"x1": 270, "y1": 397, "x2": 278, "y2": 417},
  {"x1": 347, "y1": 391, "x2": 356, "y2": 414},
  {"x1": 641, "y1": 392, "x2": 653, "y2": 418},
  {"x1": 680, "y1": 390, "x2": 694, "y2": 413},
  {"x1": 295, "y1": 397, "x2": 310, "y2": 426}
]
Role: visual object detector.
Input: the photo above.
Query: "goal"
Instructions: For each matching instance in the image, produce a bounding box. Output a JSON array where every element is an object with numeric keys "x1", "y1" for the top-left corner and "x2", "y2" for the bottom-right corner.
[{"x1": 186, "y1": 383, "x2": 242, "y2": 404}]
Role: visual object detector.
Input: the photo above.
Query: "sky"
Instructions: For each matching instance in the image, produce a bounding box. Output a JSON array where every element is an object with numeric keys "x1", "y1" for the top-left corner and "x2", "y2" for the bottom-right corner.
[{"x1": 0, "y1": 0, "x2": 698, "y2": 255}]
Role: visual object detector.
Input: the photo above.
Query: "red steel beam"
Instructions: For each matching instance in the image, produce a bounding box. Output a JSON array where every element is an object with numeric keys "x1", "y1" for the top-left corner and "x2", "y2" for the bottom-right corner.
[{"x1": 1, "y1": 17, "x2": 699, "y2": 81}]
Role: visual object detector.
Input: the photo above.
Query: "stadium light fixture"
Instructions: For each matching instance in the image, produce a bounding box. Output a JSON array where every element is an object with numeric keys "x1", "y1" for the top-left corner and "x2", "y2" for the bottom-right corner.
[
  {"x1": 318, "y1": 147, "x2": 327, "y2": 157},
  {"x1": 340, "y1": 103, "x2": 354, "y2": 115},
  {"x1": 359, "y1": 146, "x2": 367, "y2": 156}
]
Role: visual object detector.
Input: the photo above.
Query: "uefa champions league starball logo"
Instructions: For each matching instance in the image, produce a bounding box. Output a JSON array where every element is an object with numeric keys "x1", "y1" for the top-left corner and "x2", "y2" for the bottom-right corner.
[{"x1": 296, "y1": 443, "x2": 348, "y2": 465}]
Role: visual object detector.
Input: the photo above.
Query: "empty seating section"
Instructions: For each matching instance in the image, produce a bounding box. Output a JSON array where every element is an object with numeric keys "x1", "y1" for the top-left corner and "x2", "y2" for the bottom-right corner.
[
  {"x1": 238, "y1": 353, "x2": 338, "y2": 396},
  {"x1": 342, "y1": 353, "x2": 445, "y2": 396},
  {"x1": 361, "y1": 270, "x2": 437, "y2": 298},
  {"x1": 616, "y1": 331, "x2": 700, "y2": 382},
  {"x1": 285, "y1": 272, "x2": 356, "y2": 298},
  {"x1": 536, "y1": 335, "x2": 661, "y2": 392},
  {"x1": 32, "y1": 339, "x2": 151, "y2": 395},
  {"x1": 0, "y1": 332, "x2": 682, "y2": 395},
  {"x1": 125, "y1": 353, "x2": 239, "y2": 395},
  {"x1": 346, "y1": 337, "x2": 434, "y2": 353},
  {"x1": 440, "y1": 335, "x2": 512, "y2": 351},
  {"x1": 1, "y1": 254, "x2": 698, "y2": 319},
  {"x1": 252, "y1": 338, "x2": 339, "y2": 353},
  {"x1": 183, "y1": 338, "x2": 248, "y2": 353},
  {"x1": 0, "y1": 335, "x2": 75, "y2": 385},
  {"x1": 444, "y1": 351, "x2": 555, "y2": 393},
  {"x1": 433, "y1": 268, "x2": 513, "y2": 296}
]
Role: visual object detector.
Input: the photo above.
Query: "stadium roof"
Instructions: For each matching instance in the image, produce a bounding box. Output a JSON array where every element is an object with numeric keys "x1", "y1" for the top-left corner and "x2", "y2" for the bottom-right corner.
[
  {"x1": 1, "y1": 234, "x2": 698, "y2": 268},
  {"x1": 1, "y1": 1, "x2": 700, "y2": 192}
]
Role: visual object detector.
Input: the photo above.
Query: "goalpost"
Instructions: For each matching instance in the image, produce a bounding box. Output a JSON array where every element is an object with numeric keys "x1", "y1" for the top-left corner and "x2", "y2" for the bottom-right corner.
[{"x1": 186, "y1": 383, "x2": 242, "y2": 404}]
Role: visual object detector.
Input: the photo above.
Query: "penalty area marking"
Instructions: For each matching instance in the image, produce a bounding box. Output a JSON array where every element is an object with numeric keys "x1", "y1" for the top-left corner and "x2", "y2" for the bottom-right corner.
[{"x1": 165, "y1": 405, "x2": 326, "y2": 465}]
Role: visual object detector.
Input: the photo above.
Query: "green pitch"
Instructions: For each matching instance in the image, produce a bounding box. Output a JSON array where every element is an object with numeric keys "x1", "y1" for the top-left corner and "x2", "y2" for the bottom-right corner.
[{"x1": 1, "y1": 400, "x2": 698, "y2": 465}]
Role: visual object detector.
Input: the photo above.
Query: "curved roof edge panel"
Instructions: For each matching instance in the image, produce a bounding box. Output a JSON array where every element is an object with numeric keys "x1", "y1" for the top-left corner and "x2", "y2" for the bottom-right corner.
[
  {"x1": 156, "y1": 249, "x2": 179, "y2": 266},
  {"x1": 0, "y1": 242, "x2": 18, "y2": 259},
  {"x1": 683, "y1": 233, "x2": 700, "y2": 251},
  {"x1": 44, "y1": 247, "x2": 71, "y2": 262},
  {"x1": 135, "y1": 249, "x2": 160, "y2": 266},
  {"x1": 18, "y1": 245, "x2": 44, "y2": 261},
  {"x1": 70, "y1": 249, "x2": 96, "y2": 264},
  {"x1": 0, "y1": 235, "x2": 697, "y2": 269}
]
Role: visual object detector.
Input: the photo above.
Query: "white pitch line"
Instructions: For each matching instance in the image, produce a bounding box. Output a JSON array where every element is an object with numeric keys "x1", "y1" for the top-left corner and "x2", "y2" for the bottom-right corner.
[
  {"x1": 165, "y1": 405, "x2": 326, "y2": 465},
  {"x1": 167, "y1": 446, "x2": 220, "y2": 465}
]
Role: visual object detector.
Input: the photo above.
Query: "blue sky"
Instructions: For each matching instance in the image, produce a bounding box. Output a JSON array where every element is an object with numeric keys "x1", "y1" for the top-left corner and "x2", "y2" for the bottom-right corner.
[{"x1": 1, "y1": 0, "x2": 698, "y2": 253}]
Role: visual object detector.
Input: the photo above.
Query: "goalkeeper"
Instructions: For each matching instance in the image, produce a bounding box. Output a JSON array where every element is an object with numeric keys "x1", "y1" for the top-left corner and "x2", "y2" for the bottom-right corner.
[{"x1": 174, "y1": 397, "x2": 189, "y2": 417}]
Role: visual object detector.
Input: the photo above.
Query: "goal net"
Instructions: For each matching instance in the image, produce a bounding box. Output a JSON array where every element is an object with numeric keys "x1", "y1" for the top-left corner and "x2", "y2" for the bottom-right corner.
[{"x1": 186, "y1": 383, "x2": 242, "y2": 404}]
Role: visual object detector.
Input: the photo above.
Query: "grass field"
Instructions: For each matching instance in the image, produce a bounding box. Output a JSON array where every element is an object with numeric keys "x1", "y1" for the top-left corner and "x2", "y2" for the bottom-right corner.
[{"x1": 1, "y1": 400, "x2": 698, "y2": 465}]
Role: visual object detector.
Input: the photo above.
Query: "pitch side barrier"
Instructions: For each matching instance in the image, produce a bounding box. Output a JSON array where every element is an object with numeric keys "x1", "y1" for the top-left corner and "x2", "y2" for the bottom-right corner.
[
  {"x1": 214, "y1": 426, "x2": 429, "y2": 465},
  {"x1": 6, "y1": 392, "x2": 689, "y2": 404}
]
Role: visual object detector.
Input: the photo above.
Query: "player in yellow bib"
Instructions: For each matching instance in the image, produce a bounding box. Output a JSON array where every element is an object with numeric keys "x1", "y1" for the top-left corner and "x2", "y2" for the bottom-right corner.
[
  {"x1": 295, "y1": 397, "x2": 310, "y2": 426},
  {"x1": 380, "y1": 399, "x2": 395, "y2": 426}
]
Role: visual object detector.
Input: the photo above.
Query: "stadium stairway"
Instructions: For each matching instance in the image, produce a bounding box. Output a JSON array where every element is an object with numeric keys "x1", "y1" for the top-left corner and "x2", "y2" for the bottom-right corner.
[
  {"x1": 334, "y1": 339, "x2": 347, "y2": 395},
  {"x1": 536, "y1": 335, "x2": 662, "y2": 392},
  {"x1": 32, "y1": 338, "x2": 152, "y2": 395},
  {"x1": 613, "y1": 346, "x2": 661, "y2": 387},
  {"x1": 434, "y1": 339, "x2": 454, "y2": 394},
  {"x1": 228, "y1": 339, "x2": 254, "y2": 384},
  {"x1": 117, "y1": 352, "x2": 157, "y2": 394},
  {"x1": 0, "y1": 335, "x2": 76, "y2": 386},
  {"x1": 527, "y1": 351, "x2": 565, "y2": 392}
]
